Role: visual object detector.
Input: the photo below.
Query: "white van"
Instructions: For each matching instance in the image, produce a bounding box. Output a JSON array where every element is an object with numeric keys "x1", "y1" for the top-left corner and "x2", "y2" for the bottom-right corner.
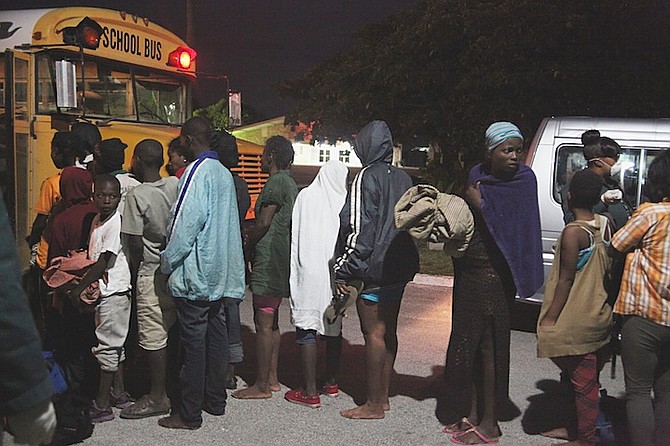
[{"x1": 524, "y1": 116, "x2": 670, "y2": 303}]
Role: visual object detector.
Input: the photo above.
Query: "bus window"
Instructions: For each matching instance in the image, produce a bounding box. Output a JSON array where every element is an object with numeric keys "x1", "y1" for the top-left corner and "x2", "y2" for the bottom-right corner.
[
  {"x1": 82, "y1": 62, "x2": 133, "y2": 117},
  {"x1": 35, "y1": 54, "x2": 187, "y2": 125},
  {"x1": 135, "y1": 77, "x2": 184, "y2": 124},
  {"x1": 37, "y1": 54, "x2": 57, "y2": 114},
  {"x1": 0, "y1": 53, "x2": 6, "y2": 197}
]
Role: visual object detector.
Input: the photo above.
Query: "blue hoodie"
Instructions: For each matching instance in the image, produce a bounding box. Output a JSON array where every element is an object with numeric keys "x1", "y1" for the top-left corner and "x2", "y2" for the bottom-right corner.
[{"x1": 161, "y1": 151, "x2": 245, "y2": 301}]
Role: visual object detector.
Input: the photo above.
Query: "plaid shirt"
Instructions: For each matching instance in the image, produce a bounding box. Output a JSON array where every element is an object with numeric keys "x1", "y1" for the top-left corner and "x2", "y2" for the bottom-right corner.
[{"x1": 612, "y1": 201, "x2": 670, "y2": 327}]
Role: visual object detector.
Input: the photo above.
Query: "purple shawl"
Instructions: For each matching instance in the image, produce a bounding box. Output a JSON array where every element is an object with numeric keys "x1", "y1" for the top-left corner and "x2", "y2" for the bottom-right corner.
[{"x1": 468, "y1": 163, "x2": 544, "y2": 298}]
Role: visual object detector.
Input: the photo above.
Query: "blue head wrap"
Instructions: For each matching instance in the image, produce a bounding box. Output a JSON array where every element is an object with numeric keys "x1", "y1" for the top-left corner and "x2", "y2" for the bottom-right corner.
[{"x1": 485, "y1": 122, "x2": 523, "y2": 151}]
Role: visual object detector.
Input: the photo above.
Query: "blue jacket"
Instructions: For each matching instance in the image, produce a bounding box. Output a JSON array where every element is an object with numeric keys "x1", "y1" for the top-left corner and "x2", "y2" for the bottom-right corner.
[{"x1": 161, "y1": 151, "x2": 245, "y2": 301}]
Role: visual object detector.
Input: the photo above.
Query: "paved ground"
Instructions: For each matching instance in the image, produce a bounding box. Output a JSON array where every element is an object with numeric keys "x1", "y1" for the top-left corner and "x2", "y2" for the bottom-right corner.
[{"x1": 10, "y1": 275, "x2": 628, "y2": 445}]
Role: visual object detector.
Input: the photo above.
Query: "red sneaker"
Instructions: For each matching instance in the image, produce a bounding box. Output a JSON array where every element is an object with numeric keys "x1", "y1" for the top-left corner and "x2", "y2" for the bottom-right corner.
[
  {"x1": 320, "y1": 383, "x2": 339, "y2": 398},
  {"x1": 284, "y1": 389, "x2": 321, "y2": 408}
]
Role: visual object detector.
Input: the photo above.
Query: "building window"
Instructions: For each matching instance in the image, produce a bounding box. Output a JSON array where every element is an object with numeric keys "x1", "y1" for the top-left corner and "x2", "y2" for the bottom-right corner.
[
  {"x1": 339, "y1": 150, "x2": 350, "y2": 163},
  {"x1": 319, "y1": 149, "x2": 330, "y2": 162}
]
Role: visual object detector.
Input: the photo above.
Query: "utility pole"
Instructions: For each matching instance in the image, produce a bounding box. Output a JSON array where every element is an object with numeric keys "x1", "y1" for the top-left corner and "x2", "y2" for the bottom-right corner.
[{"x1": 186, "y1": 0, "x2": 193, "y2": 46}]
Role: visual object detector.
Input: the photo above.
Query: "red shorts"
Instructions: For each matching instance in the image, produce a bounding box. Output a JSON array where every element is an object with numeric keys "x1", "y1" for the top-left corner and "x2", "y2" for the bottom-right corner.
[{"x1": 252, "y1": 293, "x2": 283, "y2": 314}]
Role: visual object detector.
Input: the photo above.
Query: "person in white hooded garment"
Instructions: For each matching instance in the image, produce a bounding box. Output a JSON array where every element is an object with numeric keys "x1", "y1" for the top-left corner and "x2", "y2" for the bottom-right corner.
[{"x1": 284, "y1": 160, "x2": 349, "y2": 409}]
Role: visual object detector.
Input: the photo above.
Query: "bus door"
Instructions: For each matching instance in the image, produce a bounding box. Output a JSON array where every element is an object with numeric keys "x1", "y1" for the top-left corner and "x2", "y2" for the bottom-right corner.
[{"x1": 3, "y1": 50, "x2": 32, "y2": 265}]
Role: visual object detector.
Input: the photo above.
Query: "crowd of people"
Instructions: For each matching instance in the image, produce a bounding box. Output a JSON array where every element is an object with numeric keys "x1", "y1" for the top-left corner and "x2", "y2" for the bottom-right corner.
[{"x1": 1, "y1": 117, "x2": 669, "y2": 446}]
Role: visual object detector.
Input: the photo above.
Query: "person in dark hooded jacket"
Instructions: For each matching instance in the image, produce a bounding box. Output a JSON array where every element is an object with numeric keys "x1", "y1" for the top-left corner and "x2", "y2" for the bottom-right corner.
[{"x1": 333, "y1": 120, "x2": 419, "y2": 419}]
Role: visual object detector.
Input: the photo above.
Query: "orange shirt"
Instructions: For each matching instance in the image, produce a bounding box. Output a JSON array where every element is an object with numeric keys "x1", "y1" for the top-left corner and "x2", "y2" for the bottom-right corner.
[
  {"x1": 612, "y1": 201, "x2": 670, "y2": 327},
  {"x1": 35, "y1": 173, "x2": 61, "y2": 269}
]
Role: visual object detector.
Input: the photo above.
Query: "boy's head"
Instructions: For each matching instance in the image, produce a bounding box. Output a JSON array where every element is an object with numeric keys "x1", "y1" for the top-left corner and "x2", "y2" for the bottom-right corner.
[
  {"x1": 51, "y1": 131, "x2": 78, "y2": 169},
  {"x1": 568, "y1": 169, "x2": 603, "y2": 211},
  {"x1": 93, "y1": 174, "x2": 121, "y2": 218},
  {"x1": 131, "y1": 139, "x2": 164, "y2": 181},
  {"x1": 71, "y1": 122, "x2": 101, "y2": 158},
  {"x1": 261, "y1": 135, "x2": 294, "y2": 173},
  {"x1": 644, "y1": 150, "x2": 670, "y2": 202},
  {"x1": 96, "y1": 138, "x2": 127, "y2": 174},
  {"x1": 211, "y1": 130, "x2": 239, "y2": 169}
]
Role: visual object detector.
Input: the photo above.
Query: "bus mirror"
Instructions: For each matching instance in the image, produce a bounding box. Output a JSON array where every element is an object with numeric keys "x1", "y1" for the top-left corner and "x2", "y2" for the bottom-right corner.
[
  {"x1": 55, "y1": 60, "x2": 77, "y2": 108},
  {"x1": 62, "y1": 17, "x2": 104, "y2": 50}
]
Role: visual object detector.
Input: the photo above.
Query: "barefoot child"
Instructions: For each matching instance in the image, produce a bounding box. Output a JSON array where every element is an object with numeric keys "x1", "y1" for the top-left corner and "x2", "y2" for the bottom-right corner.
[
  {"x1": 537, "y1": 169, "x2": 613, "y2": 446},
  {"x1": 70, "y1": 174, "x2": 132, "y2": 422}
]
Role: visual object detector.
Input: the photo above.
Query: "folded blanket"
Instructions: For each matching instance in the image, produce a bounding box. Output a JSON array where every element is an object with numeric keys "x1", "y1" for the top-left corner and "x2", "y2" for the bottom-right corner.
[
  {"x1": 394, "y1": 184, "x2": 474, "y2": 258},
  {"x1": 43, "y1": 250, "x2": 103, "y2": 307}
]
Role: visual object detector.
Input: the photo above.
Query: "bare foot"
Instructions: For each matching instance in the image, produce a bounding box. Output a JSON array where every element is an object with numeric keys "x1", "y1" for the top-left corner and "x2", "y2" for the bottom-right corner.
[
  {"x1": 270, "y1": 383, "x2": 282, "y2": 392},
  {"x1": 340, "y1": 403, "x2": 385, "y2": 419},
  {"x1": 382, "y1": 401, "x2": 390, "y2": 411},
  {"x1": 442, "y1": 417, "x2": 476, "y2": 435},
  {"x1": 232, "y1": 385, "x2": 272, "y2": 399},
  {"x1": 451, "y1": 426, "x2": 499, "y2": 445},
  {"x1": 541, "y1": 427, "x2": 572, "y2": 440}
]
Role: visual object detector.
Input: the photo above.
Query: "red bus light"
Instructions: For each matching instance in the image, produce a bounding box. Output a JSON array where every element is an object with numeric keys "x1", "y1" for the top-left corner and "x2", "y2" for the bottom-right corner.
[
  {"x1": 62, "y1": 17, "x2": 103, "y2": 50},
  {"x1": 167, "y1": 46, "x2": 197, "y2": 69}
]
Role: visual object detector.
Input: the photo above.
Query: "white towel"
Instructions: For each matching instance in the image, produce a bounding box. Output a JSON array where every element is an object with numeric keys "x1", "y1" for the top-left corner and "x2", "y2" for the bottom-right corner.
[{"x1": 289, "y1": 160, "x2": 348, "y2": 334}]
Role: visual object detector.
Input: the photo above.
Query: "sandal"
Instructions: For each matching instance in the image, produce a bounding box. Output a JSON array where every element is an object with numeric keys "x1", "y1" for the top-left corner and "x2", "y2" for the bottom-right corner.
[
  {"x1": 450, "y1": 426, "x2": 499, "y2": 445},
  {"x1": 442, "y1": 417, "x2": 476, "y2": 434}
]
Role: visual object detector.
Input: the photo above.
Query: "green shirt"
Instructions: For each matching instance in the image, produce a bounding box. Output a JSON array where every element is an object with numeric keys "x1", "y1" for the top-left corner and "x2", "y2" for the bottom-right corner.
[{"x1": 251, "y1": 170, "x2": 298, "y2": 297}]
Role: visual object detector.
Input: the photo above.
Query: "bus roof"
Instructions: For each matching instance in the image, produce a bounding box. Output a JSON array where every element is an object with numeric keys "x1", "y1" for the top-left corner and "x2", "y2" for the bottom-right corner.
[{"x1": 0, "y1": 7, "x2": 196, "y2": 77}]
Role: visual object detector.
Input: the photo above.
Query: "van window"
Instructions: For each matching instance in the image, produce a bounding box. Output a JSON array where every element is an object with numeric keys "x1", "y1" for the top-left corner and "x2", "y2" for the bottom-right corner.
[{"x1": 554, "y1": 145, "x2": 667, "y2": 209}]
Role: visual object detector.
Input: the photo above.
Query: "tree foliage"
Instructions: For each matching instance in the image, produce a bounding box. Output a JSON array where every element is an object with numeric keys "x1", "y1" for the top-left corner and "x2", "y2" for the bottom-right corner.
[
  {"x1": 277, "y1": 0, "x2": 670, "y2": 187},
  {"x1": 193, "y1": 97, "x2": 263, "y2": 130}
]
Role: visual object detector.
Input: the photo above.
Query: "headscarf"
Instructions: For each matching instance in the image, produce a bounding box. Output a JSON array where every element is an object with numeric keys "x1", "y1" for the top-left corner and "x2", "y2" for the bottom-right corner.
[
  {"x1": 485, "y1": 122, "x2": 523, "y2": 151},
  {"x1": 97, "y1": 138, "x2": 127, "y2": 173}
]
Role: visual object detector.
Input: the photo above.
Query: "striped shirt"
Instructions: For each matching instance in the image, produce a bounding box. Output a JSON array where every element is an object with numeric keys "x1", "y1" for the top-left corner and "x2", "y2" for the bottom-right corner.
[{"x1": 612, "y1": 201, "x2": 670, "y2": 326}]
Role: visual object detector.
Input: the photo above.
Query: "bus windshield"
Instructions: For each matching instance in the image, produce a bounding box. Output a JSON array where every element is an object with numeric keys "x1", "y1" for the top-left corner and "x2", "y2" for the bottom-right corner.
[{"x1": 37, "y1": 52, "x2": 188, "y2": 125}]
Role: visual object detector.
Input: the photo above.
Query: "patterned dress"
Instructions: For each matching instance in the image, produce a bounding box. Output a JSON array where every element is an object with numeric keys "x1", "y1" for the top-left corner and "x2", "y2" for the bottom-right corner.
[{"x1": 443, "y1": 209, "x2": 520, "y2": 422}]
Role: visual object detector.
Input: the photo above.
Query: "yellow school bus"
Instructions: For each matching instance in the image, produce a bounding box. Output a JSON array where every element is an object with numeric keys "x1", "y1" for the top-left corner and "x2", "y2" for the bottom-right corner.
[{"x1": 0, "y1": 7, "x2": 264, "y2": 266}]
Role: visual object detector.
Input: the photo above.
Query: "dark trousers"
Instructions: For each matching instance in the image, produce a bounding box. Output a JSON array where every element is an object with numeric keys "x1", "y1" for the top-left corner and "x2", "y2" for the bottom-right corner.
[
  {"x1": 621, "y1": 315, "x2": 670, "y2": 446},
  {"x1": 223, "y1": 297, "x2": 243, "y2": 363},
  {"x1": 176, "y1": 298, "x2": 229, "y2": 427}
]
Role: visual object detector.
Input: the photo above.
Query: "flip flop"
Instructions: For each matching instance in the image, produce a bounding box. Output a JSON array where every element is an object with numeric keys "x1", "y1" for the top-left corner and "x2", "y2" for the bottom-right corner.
[
  {"x1": 450, "y1": 426, "x2": 499, "y2": 445},
  {"x1": 325, "y1": 281, "x2": 362, "y2": 324},
  {"x1": 442, "y1": 417, "x2": 476, "y2": 434}
]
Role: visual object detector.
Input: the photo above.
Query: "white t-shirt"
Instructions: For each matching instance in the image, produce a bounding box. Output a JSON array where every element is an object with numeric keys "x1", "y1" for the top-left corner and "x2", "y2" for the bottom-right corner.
[
  {"x1": 115, "y1": 172, "x2": 141, "y2": 216},
  {"x1": 88, "y1": 211, "x2": 131, "y2": 296}
]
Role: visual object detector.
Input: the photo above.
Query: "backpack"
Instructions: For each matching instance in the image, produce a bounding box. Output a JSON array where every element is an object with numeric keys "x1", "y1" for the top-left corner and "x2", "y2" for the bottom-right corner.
[{"x1": 48, "y1": 393, "x2": 94, "y2": 446}]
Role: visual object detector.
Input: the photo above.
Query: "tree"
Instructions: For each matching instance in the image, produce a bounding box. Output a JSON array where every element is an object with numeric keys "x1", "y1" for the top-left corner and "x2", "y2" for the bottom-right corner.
[
  {"x1": 277, "y1": 0, "x2": 670, "y2": 189},
  {"x1": 193, "y1": 97, "x2": 264, "y2": 130}
]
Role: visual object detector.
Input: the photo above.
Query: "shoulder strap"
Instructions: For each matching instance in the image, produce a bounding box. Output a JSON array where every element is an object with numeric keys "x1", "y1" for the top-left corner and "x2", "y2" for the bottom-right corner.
[
  {"x1": 169, "y1": 156, "x2": 208, "y2": 238},
  {"x1": 566, "y1": 220, "x2": 597, "y2": 247}
]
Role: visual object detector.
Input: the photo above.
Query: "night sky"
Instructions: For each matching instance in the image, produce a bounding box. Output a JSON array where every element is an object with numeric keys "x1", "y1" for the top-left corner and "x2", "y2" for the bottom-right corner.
[{"x1": 1, "y1": 0, "x2": 415, "y2": 118}]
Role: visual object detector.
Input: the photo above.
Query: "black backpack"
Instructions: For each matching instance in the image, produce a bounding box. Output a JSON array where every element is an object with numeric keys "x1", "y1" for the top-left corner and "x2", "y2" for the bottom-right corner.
[{"x1": 48, "y1": 393, "x2": 94, "y2": 446}]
